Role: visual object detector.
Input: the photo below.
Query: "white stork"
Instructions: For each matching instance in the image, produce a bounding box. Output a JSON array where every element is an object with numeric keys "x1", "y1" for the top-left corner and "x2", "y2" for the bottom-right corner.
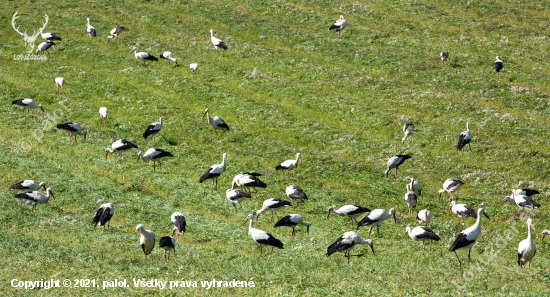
[
  {"x1": 385, "y1": 154, "x2": 411, "y2": 178},
  {"x1": 494, "y1": 56, "x2": 503, "y2": 76},
  {"x1": 231, "y1": 173, "x2": 267, "y2": 194},
  {"x1": 190, "y1": 63, "x2": 198, "y2": 74},
  {"x1": 518, "y1": 219, "x2": 536, "y2": 269},
  {"x1": 39, "y1": 28, "x2": 61, "y2": 42},
  {"x1": 56, "y1": 122, "x2": 87, "y2": 143},
  {"x1": 542, "y1": 230, "x2": 550, "y2": 243},
  {"x1": 513, "y1": 188, "x2": 540, "y2": 197},
  {"x1": 36, "y1": 41, "x2": 55, "y2": 55},
  {"x1": 440, "y1": 51, "x2": 449, "y2": 63},
  {"x1": 209, "y1": 29, "x2": 228, "y2": 57},
  {"x1": 130, "y1": 47, "x2": 158, "y2": 67},
  {"x1": 403, "y1": 226, "x2": 440, "y2": 251},
  {"x1": 203, "y1": 108, "x2": 230, "y2": 140},
  {"x1": 15, "y1": 188, "x2": 54, "y2": 213},
  {"x1": 457, "y1": 122, "x2": 472, "y2": 151},
  {"x1": 105, "y1": 139, "x2": 138, "y2": 163},
  {"x1": 107, "y1": 26, "x2": 125, "y2": 44},
  {"x1": 136, "y1": 224, "x2": 155, "y2": 260},
  {"x1": 438, "y1": 178, "x2": 464, "y2": 201},
  {"x1": 286, "y1": 185, "x2": 308, "y2": 210},
  {"x1": 327, "y1": 205, "x2": 371, "y2": 226},
  {"x1": 356, "y1": 208, "x2": 396, "y2": 238},
  {"x1": 86, "y1": 18, "x2": 96, "y2": 40},
  {"x1": 328, "y1": 15, "x2": 348, "y2": 36},
  {"x1": 243, "y1": 213, "x2": 284, "y2": 258},
  {"x1": 402, "y1": 123, "x2": 414, "y2": 144},
  {"x1": 226, "y1": 189, "x2": 251, "y2": 213},
  {"x1": 11, "y1": 99, "x2": 44, "y2": 113},
  {"x1": 274, "y1": 214, "x2": 310, "y2": 236},
  {"x1": 416, "y1": 209, "x2": 432, "y2": 226},
  {"x1": 171, "y1": 212, "x2": 186, "y2": 242},
  {"x1": 159, "y1": 236, "x2": 176, "y2": 263},
  {"x1": 409, "y1": 177, "x2": 421, "y2": 196},
  {"x1": 503, "y1": 191, "x2": 541, "y2": 217},
  {"x1": 405, "y1": 184, "x2": 418, "y2": 216},
  {"x1": 137, "y1": 148, "x2": 173, "y2": 171},
  {"x1": 448, "y1": 201, "x2": 478, "y2": 223},
  {"x1": 256, "y1": 198, "x2": 292, "y2": 222},
  {"x1": 275, "y1": 153, "x2": 302, "y2": 180},
  {"x1": 199, "y1": 153, "x2": 228, "y2": 190},
  {"x1": 449, "y1": 208, "x2": 490, "y2": 266},
  {"x1": 91, "y1": 202, "x2": 115, "y2": 228},
  {"x1": 160, "y1": 51, "x2": 178, "y2": 66},
  {"x1": 142, "y1": 117, "x2": 162, "y2": 142},
  {"x1": 327, "y1": 231, "x2": 375, "y2": 264},
  {"x1": 55, "y1": 77, "x2": 65, "y2": 95},
  {"x1": 9, "y1": 180, "x2": 46, "y2": 193},
  {"x1": 99, "y1": 107, "x2": 108, "y2": 127}
]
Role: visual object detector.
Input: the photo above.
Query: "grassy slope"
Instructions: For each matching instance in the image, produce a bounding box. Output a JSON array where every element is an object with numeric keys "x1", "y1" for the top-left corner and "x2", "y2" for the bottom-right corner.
[{"x1": 1, "y1": 0, "x2": 550, "y2": 295}]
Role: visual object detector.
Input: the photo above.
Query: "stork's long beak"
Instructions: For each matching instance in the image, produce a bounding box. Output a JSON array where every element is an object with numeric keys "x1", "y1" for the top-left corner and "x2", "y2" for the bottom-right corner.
[
  {"x1": 326, "y1": 211, "x2": 331, "y2": 219},
  {"x1": 402, "y1": 231, "x2": 408, "y2": 239},
  {"x1": 202, "y1": 111, "x2": 207, "y2": 118},
  {"x1": 231, "y1": 182, "x2": 236, "y2": 189},
  {"x1": 50, "y1": 191, "x2": 55, "y2": 199},
  {"x1": 40, "y1": 107, "x2": 44, "y2": 112},
  {"x1": 137, "y1": 155, "x2": 141, "y2": 163},
  {"x1": 530, "y1": 222, "x2": 535, "y2": 232},
  {"x1": 483, "y1": 212, "x2": 490, "y2": 220},
  {"x1": 447, "y1": 205, "x2": 452, "y2": 213},
  {"x1": 105, "y1": 152, "x2": 109, "y2": 160},
  {"x1": 83, "y1": 134, "x2": 87, "y2": 142},
  {"x1": 542, "y1": 235, "x2": 546, "y2": 244},
  {"x1": 438, "y1": 191, "x2": 442, "y2": 199},
  {"x1": 306, "y1": 225, "x2": 310, "y2": 236},
  {"x1": 299, "y1": 157, "x2": 303, "y2": 164},
  {"x1": 502, "y1": 198, "x2": 508, "y2": 204},
  {"x1": 243, "y1": 218, "x2": 249, "y2": 225},
  {"x1": 225, "y1": 156, "x2": 229, "y2": 163},
  {"x1": 393, "y1": 213, "x2": 397, "y2": 223},
  {"x1": 370, "y1": 245, "x2": 375, "y2": 256}
]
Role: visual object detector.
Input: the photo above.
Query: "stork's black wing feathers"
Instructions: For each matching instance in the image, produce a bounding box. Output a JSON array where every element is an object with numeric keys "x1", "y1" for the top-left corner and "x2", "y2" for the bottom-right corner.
[{"x1": 91, "y1": 207, "x2": 104, "y2": 226}]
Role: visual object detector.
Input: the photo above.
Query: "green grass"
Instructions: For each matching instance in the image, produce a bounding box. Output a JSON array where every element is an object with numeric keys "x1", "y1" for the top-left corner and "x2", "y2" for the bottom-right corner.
[{"x1": 2, "y1": 0, "x2": 550, "y2": 295}]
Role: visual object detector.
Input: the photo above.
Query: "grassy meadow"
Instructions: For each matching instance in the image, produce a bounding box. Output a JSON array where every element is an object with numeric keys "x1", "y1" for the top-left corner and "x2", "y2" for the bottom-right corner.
[{"x1": 2, "y1": 0, "x2": 550, "y2": 295}]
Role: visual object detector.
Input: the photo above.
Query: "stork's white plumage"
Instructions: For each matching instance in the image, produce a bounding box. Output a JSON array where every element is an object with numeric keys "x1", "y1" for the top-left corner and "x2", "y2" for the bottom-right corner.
[
  {"x1": 56, "y1": 122, "x2": 87, "y2": 143},
  {"x1": 9, "y1": 180, "x2": 46, "y2": 193},
  {"x1": 209, "y1": 29, "x2": 228, "y2": 57},
  {"x1": 91, "y1": 203, "x2": 115, "y2": 228},
  {"x1": 226, "y1": 189, "x2": 251, "y2": 213},
  {"x1": 405, "y1": 184, "x2": 418, "y2": 215},
  {"x1": 275, "y1": 153, "x2": 302, "y2": 180},
  {"x1": 36, "y1": 41, "x2": 55, "y2": 55},
  {"x1": 12, "y1": 99, "x2": 44, "y2": 113},
  {"x1": 171, "y1": 212, "x2": 186, "y2": 242},
  {"x1": 160, "y1": 51, "x2": 178, "y2": 66},
  {"x1": 231, "y1": 173, "x2": 267, "y2": 194},
  {"x1": 416, "y1": 209, "x2": 432, "y2": 226},
  {"x1": 137, "y1": 148, "x2": 173, "y2": 171},
  {"x1": 402, "y1": 123, "x2": 414, "y2": 144},
  {"x1": 328, "y1": 15, "x2": 348, "y2": 36},
  {"x1": 327, "y1": 205, "x2": 371, "y2": 226},
  {"x1": 99, "y1": 107, "x2": 108, "y2": 127},
  {"x1": 449, "y1": 208, "x2": 490, "y2": 266},
  {"x1": 199, "y1": 153, "x2": 228, "y2": 190},
  {"x1": 274, "y1": 214, "x2": 310, "y2": 236},
  {"x1": 256, "y1": 198, "x2": 292, "y2": 222},
  {"x1": 107, "y1": 26, "x2": 125, "y2": 44},
  {"x1": 385, "y1": 155, "x2": 411, "y2": 178},
  {"x1": 518, "y1": 219, "x2": 536, "y2": 269},
  {"x1": 55, "y1": 77, "x2": 65, "y2": 95},
  {"x1": 513, "y1": 188, "x2": 540, "y2": 197},
  {"x1": 327, "y1": 231, "x2": 375, "y2": 264},
  {"x1": 244, "y1": 214, "x2": 283, "y2": 258},
  {"x1": 143, "y1": 117, "x2": 163, "y2": 142},
  {"x1": 130, "y1": 47, "x2": 158, "y2": 67},
  {"x1": 15, "y1": 188, "x2": 54, "y2": 213},
  {"x1": 448, "y1": 201, "x2": 477, "y2": 223},
  {"x1": 286, "y1": 185, "x2": 308, "y2": 210},
  {"x1": 403, "y1": 226, "x2": 440, "y2": 251},
  {"x1": 440, "y1": 51, "x2": 449, "y2": 63},
  {"x1": 105, "y1": 139, "x2": 138, "y2": 162},
  {"x1": 159, "y1": 236, "x2": 176, "y2": 263},
  {"x1": 86, "y1": 18, "x2": 96, "y2": 40},
  {"x1": 203, "y1": 108, "x2": 230, "y2": 140},
  {"x1": 136, "y1": 224, "x2": 155, "y2": 260},
  {"x1": 438, "y1": 178, "x2": 464, "y2": 201},
  {"x1": 39, "y1": 28, "x2": 61, "y2": 42},
  {"x1": 409, "y1": 178, "x2": 421, "y2": 196},
  {"x1": 190, "y1": 63, "x2": 198, "y2": 74},
  {"x1": 503, "y1": 191, "x2": 541, "y2": 217},
  {"x1": 356, "y1": 208, "x2": 396, "y2": 238},
  {"x1": 457, "y1": 122, "x2": 472, "y2": 151}
]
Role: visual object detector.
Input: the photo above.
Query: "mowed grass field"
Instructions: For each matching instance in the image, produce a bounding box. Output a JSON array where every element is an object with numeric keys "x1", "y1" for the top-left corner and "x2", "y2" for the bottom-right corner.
[{"x1": 1, "y1": 0, "x2": 550, "y2": 295}]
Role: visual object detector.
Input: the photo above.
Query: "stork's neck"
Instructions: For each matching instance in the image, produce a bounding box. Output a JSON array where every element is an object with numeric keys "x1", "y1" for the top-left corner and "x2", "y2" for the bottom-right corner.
[
  {"x1": 473, "y1": 211, "x2": 483, "y2": 229},
  {"x1": 248, "y1": 217, "x2": 255, "y2": 230},
  {"x1": 527, "y1": 223, "x2": 533, "y2": 242},
  {"x1": 221, "y1": 156, "x2": 226, "y2": 167}
]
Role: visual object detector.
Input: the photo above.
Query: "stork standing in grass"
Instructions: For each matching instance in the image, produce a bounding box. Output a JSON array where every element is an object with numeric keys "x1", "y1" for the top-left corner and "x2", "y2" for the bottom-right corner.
[
  {"x1": 203, "y1": 108, "x2": 230, "y2": 140},
  {"x1": 275, "y1": 153, "x2": 302, "y2": 180},
  {"x1": 327, "y1": 231, "x2": 375, "y2": 264},
  {"x1": 55, "y1": 77, "x2": 64, "y2": 95},
  {"x1": 190, "y1": 63, "x2": 198, "y2": 74},
  {"x1": 449, "y1": 208, "x2": 490, "y2": 266},
  {"x1": 232, "y1": 173, "x2": 267, "y2": 194},
  {"x1": 440, "y1": 51, "x2": 449, "y2": 63},
  {"x1": 130, "y1": 47, "x2": 158, "y2": 67},
  {"x1": 448, "y1": 201, "x2": 477, "y2": 223},
  {"x1": 417, "y1": 209, "x2": 432, "y2": 226},
  {"x1": 143, "y1": 117, "x2": 162, "y2": 143},
  {"x1": 457, "y1": 122, "x2": 472, "y2": 151},
  {"x1": 327, "y1": 205, "x2": 371, "y2": 226},
  {"x1": 403, "y1": 226, "x2": 440, "y2": 252},
  {"x1": 15, "y1": 188, "x2": 54, "y2": 213},
  {"x1": 518, "y1": 219, "x2": 536, "y2": 269},
  {"x1": 405, "y1": 184, "x2": 418, "y2": 216},
  {"x1": 385, "y1": 154, "x2": 411, "y2": 178},
  {"x1": 136, "y1": 224, "x2": 155, "y2": 260},
  {"x1": 99, "y1": 107, "x2": 108, "y2": 127},
  {"x1": 160, "y1": 51, "x2": 178, "y2": 66},
  {"x1": 209, "y1": 29, "x2": 228, "y2": 57},
  {"x1": 107, "y1": 26, "x2": 125, "y2": 44},
  {"x1": 159, "y1": 236, "x2": 176, "y2": 263},
  {"x1": 86, "y1": 18, "x2": 96, "y2": 40},
  {"x1": 171, "y1": 212, "x2": 186, "y2": 242},
  {"x1": 199, "y1": 153, "x2": 228, "y2": 190},
  {"x1": 36, "y1": 41, "x2": 55, "y2": 55},
  {"x1": 256, "y1": 198, "x2": 292, "y2": 222},
  {"x1": 244, "y1": 214, "x2": 283, "y2": 258},
  {"x1": 438, "y1": 178, "x2": 464, "y2": 201},
  {"x1": 286, "y1": 185, "x2": 308, "y2": 210},
  {"x1": 91, "y1": 203, "x2": 115, "y2": 228},
  {"x1": 328, "y1": 15, "x2": 348, "y2": 37},
  {"x1": 105, "y1": 139, "x2": 138, "y2": 163},
  {"x1": 542, "y1": 230, "x2": 550, "y2": 243},
  {"x1": 503, "y1": 191, "x2": 541, "y2": 218},
  {"x1": 9, "y1": 180, "x2": 46, "y2": 193},
  {"x1": 56, "y1": 122, "x2": 87, "y2": 143},
  {"x1": 39, "y1": 28, "x2": 61, "y2": 42},
  {"x1": 226, "y1": 189, "x2": 251, "y2": 214},
  {"x1": 137, "y1": 148, "x2": 173, "y2": 171},
  {"x1": 409, "y1": 178, "x2": 421, "y2": 196},
  {"x1": 356, "y1": 208, "x2": 396, "y2": 238},
  {"x1": 12, "y1": 99, "x2": 44, "y2": 113},
  {"x1": 494, "y1": 56, "x2": 503, "y2": 78},
  {"x1": 402, "y1": 123, "x2": 414, "y2": 144},
  {"x1": 274, "y1": 214, "x2": 310, "y2": 236}
]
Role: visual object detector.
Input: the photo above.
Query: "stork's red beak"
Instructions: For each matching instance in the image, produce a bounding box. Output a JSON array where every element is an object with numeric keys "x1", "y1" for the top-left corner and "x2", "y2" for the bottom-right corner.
[
  {"x1": 299, "y1": 157, "x2": 303, "y2": 164},
  {"x1": 402, "y1": 231, "x2": 408, "y2": 239},
  {"x1": 203, "y1": 111, "x2": 207, "y2": 118},
  {"x1": 105, "y1": 152, "x2": 109, "y2": 160},
  {"x1": 243, "y1": 218, "x2": 249, "y2": 225}
]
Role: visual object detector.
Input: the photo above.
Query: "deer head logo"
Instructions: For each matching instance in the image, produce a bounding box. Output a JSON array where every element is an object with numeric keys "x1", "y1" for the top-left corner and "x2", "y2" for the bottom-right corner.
[{"x1": 12, "y1": 11, "x2": 49, "y2": 54}]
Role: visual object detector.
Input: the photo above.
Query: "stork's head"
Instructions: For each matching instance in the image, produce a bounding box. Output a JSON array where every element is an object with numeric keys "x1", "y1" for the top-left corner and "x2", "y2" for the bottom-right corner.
[
  {"x1": 136, "y1": 224, "x2": 145, "y2": 233},
  {"x1": 542, "y1": 230, "x2": 550, "y2": 243},
  {"x1": 326, "y1": 206, "x2": 336, "y2": 219},
  {"x1": 389, "y1": 208, "x2": 396, "y2": 223},
  {"x1": 296, "y1": 153, "x2": 302, "y2": 163},
  {"x1": 203, "y1": 108, "x2": 209, "y2": 118}
]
